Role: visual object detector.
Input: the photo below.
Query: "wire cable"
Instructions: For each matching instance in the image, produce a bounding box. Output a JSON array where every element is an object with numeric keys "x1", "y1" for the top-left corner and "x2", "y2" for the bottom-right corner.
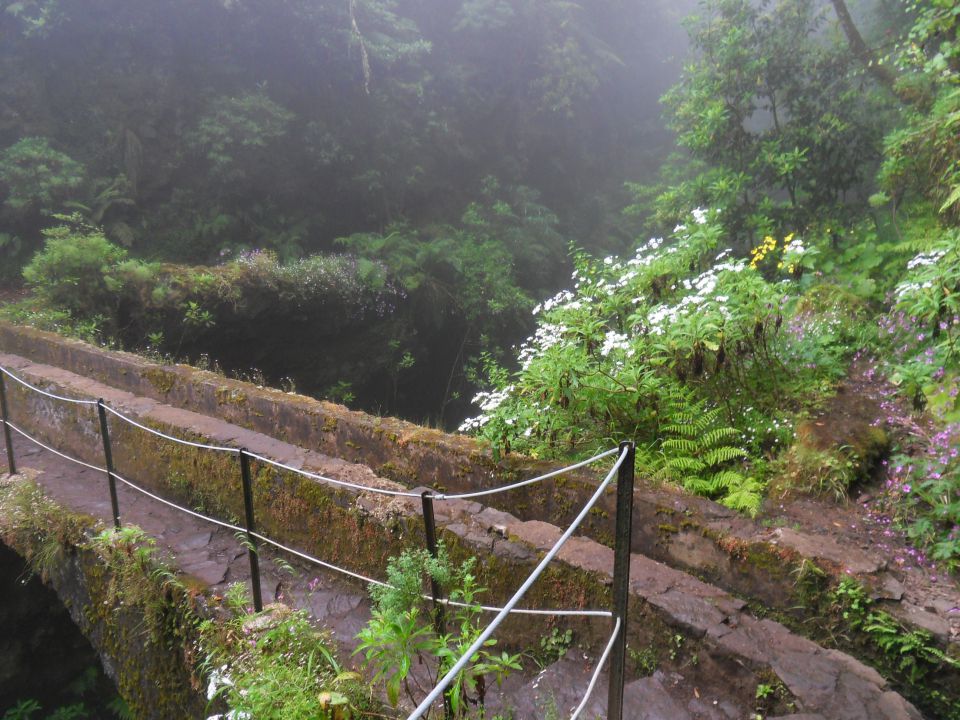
[
  {"x1": 569, "y1": 616, "x2": 621, "y2": 720},
  {"x1": 112, "y1": 470, "x2": 248, "y2": 535},
  {"x1": 434, "y1": 447, "x2": 619, "y2": 500},
  {"x1": 3, "y1": 377, "x2": 623, "y2": 624},
  {"x1": 5, "y1": 421, "x2": 105, "y2": 473},
  {"x1": 250, "y1": 530, "x2": 392, "y2": 588},
  {"x1": 407, "y1": 445, "x2": 629, "y2": 720},
  {"x1": 441, "y1": 597, "x2": 612, "y2": 618},
  {"x1": 246, "y1": 446, "x2": 619, "y2": 502},
  {"x1": 102, "y1": 404, "x2": 240, "y2": 454},
  {"x1": 245, "y1": 451, "x2": 423, "y2": 498},
  {"x1": 1, "y1": 366, "x2": 99, "y2": 405}
]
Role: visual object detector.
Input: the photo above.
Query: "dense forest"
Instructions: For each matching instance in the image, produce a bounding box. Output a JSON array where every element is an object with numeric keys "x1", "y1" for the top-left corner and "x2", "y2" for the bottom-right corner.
[
  {"x1": 1, "y1": 0, "x2": 958, "y2": 487},
  {"x1": 0, "y1": 0, "x2": 699, "y2": 424}
]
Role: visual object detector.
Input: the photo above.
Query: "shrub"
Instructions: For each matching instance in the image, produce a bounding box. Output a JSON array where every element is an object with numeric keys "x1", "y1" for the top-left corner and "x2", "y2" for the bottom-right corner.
[
  {"x1": 356, "y1": 544, "x2": 521, "y2": 716},
  {"x1": 0, "y1": 137, "x2": 85, "y2": 215},
  {"x1": 460, "y1": 210, "x2": 858, "y2": 513},
  {"x1": 187, "y1": 91, "x2": 294, "y2": 183},
  {"x1": 22, "y1": 219, "x2": 128, "y2": 317}
]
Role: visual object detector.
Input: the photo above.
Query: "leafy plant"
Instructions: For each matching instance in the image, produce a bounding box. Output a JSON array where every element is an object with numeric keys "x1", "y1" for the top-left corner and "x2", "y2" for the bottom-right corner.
[
  {"x1": 204, "y1": 605, "x2": 373, "y2": 720},
  {"x1": 460, "y1": 211, "x2": 847, "y2": 512},
  {"x1": 21, "y1": 217, "x2": 129, "y2": 320},
  {"x1": 656, "y1": 0, "x2": 892, "y2": 241},
  {"x1": 2, "y1": 700, "x2": 41, "y2": 720},
  {"x1": 187, "y1": 90, "x2": 294, "y2": 183},
  {"x1": 886, "y1": 423, "x2": 960, "y2": 568},
  {"x1": 355, "y1": 543, "x2": 521, "y2": 717},
  {"x1": 0, "y1": 137, "x2": 85, "y2": 215},
  {"x1": 829, "y1": 577, "x2": 960, "y2": 685},
  {"x1": 648, "y1": 388, "x2": 760, "y2": 515},
  {"x1": 526, "y1": 627, "x2": 573, "y2": 671},
  {"x1": 769, "y1": 443, "x2": 859, "y2": 502}
]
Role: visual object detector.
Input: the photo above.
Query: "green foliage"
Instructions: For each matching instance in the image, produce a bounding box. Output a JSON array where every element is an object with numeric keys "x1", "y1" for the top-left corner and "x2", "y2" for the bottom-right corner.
[
  {"x1": 890, "y1": 234, "x2": 960, "y2": 365},
  {"x1": 656, "y1": 0, "x2": 891, "y2": 241},
  {"x1": 0, "y1": 137, "x2": 85, "y2": 215},
  {"x1": 2, "y1": 700, "x2": 42, "y2": 720},
  {"x1": 880, "y1": 88, "x2": 960, "y2": 222},
  {"x1": 770, "y1": 443, "x2": 858, "y2": 502},
  {"x1": 650, "y1": 388, "x2": 761, "y2": 514},
  {"x1": 830, "y1": 577, "x2": 960, "y2": 685},
  {"x1": 886, "y1": 423, "x2": 960, "y2": 568},
  {"x1": 4, "y1": 0, "x2": 63, "y2": 37},
  {"x1": 627, "y1": 645, "x2": 659, "y2": 677},
  {"x1": 525, "y1": 627, "x2": 573, "y2": 671},
  {"x1": 188, "y1": 90, "x2": 294, "y2": 183},
  {"x1": 355, "y1": 543, "x2": 522, "y2": 717},
  {"x1": 204, "y1": 605, "x2": 374, "y2": 720},
  {"x1": 21, "y1": 218, "x2": 130, "y2": 320},
  {"x1": 878, "y1": 0, "x2": 960, "y2": 223},
  {"x1": 461, "y1": 211, "x2": 852, "y2": 512}
]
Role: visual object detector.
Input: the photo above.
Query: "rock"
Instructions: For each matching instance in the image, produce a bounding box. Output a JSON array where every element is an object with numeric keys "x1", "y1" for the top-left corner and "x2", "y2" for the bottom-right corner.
[
  {"x1": 771, "y1": 527, "x2": 884, "y2": 574},
  {"x1": 890, "y1": 602, "x2": 951, "y2": 644},
  {"x1": 872, "y1": 576, "x2": 905, "y2": 601}
]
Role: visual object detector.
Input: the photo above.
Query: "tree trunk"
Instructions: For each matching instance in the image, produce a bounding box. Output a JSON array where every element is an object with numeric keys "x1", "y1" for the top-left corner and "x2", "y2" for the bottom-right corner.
[{"x1": 828, "y1": 0, "x2": 904, "y2": 98}]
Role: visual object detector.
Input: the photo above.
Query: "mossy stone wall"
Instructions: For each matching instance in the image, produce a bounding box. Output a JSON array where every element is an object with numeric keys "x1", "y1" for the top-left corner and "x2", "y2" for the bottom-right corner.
[{"x1": 0, "y1": 478, "x2": 209, "y2": 719}]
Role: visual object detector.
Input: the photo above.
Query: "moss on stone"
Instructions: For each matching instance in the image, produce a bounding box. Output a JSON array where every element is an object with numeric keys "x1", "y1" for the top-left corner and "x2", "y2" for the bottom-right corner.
[{"x1": 143, "y1": 368, "x2": 177, "y2": 395}]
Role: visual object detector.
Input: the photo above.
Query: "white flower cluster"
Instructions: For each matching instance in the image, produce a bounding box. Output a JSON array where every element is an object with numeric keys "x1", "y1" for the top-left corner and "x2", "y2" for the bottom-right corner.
[
  {"x1": 518, "y1": 322, "x2": 566, "y2": 370},
  {"x1": 626, "y1": 237, "x2": 671, "y2": 271},
  {"x1": 906, "y1": 249, "x2": 947, "y2": 270},
  {"x1": 533, "y1": 290, "x2": 575, "y2": 315},
  {"x1": 600, "y1": 330, "x2": 633, "y2": 357},
  {"x1": 458, "y1": 386, "x2": 516, "y2": 431},
  {"x1": 206, "y1": 666, "x2": 251, "y2": 720},
  {"x1": 784, "y1": 237, "x2": 806, "y2": 255},
  {"x1": 643, "y1": 258, "x2": 746, "y2": 334},
  {"x1": 895, "y1": 280, "x2": 934, "y2": 299}
]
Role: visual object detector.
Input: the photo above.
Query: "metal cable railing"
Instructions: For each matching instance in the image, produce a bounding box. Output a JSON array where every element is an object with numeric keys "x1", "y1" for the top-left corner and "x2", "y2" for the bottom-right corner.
[
  {"x1": 0, "y1": 366, "x2": 99, "y2": 405},
  {"x1": 103, "y1": 404, "x2": 241, "y2": 454},
  {"x1": 407, "y1": 446, "x2": 629, "y2": 720},
  {"x1": 0, "y1": 363, "x2": 637, "y2": 720}
]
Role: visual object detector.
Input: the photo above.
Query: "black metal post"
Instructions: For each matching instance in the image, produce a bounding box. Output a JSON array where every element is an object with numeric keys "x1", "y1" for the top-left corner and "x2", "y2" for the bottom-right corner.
[
  {"x1": 608, "y1": 441, "x2": 635, "y2": 720},
  {"x1": 239, "y1": 449, "x2": 263, "y2": 612},
  {"x1": 96, "y1": 400, "x2": 121, "y2": 529},
  {"x1": 0, "y1": 372, "x2": 15, "y2": 476},
  {"x1": 421, "y1": 491, "x2": 452, "y2": 720}
]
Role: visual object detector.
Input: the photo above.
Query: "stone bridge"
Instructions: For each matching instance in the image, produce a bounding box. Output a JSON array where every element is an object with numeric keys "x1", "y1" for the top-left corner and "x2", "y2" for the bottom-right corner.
[{"x1": 0, "y1": 320, "x2": 955, "y2": 719}]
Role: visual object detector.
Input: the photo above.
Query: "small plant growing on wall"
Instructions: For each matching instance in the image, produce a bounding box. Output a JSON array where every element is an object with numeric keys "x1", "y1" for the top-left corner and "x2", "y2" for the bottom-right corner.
[{"x1": 355, "y1": 543, "x2": 522, "y2": 717}]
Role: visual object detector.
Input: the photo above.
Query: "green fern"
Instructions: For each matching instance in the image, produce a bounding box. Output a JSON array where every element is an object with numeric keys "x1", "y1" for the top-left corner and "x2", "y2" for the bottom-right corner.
[{"x1": 651, "y1": 388, "x2": 762, "y2": 515}]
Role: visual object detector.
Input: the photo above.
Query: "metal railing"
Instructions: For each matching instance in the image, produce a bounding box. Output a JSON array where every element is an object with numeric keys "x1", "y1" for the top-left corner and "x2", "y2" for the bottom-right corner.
[{"x1": 0, "y1": 364, "x2": 636, "y2": 719}]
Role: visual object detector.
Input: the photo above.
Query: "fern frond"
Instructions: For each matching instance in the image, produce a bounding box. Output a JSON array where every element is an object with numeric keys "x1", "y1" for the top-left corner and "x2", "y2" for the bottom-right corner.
[
  {"x1": 662, "y1": 421, "x2": 697, "y2": 435},
  {"x1": 661, "y1": 438, "x2": 697, "y2": 454},
  {"x1": 701, "y1": 427, "x2": 740, "y2": 448},
  {"x1": 702, "y1": 446, "x2": 748, "y2": 466},
  {"x1": 666, "y1": 457, "x2": 706, "y2": 473},
  {"x1": 692, "y1": 407, "x2": 724, "y2": 432},
  {"x1": 709, "y1": 469, "x2": 747, "y2": 490},
  {"x1": 719, "y1": 477, "x2": 764, "y2": 516},
  {"x1": 683, "y1": 476, "x2": 715, "y2": 495}
]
